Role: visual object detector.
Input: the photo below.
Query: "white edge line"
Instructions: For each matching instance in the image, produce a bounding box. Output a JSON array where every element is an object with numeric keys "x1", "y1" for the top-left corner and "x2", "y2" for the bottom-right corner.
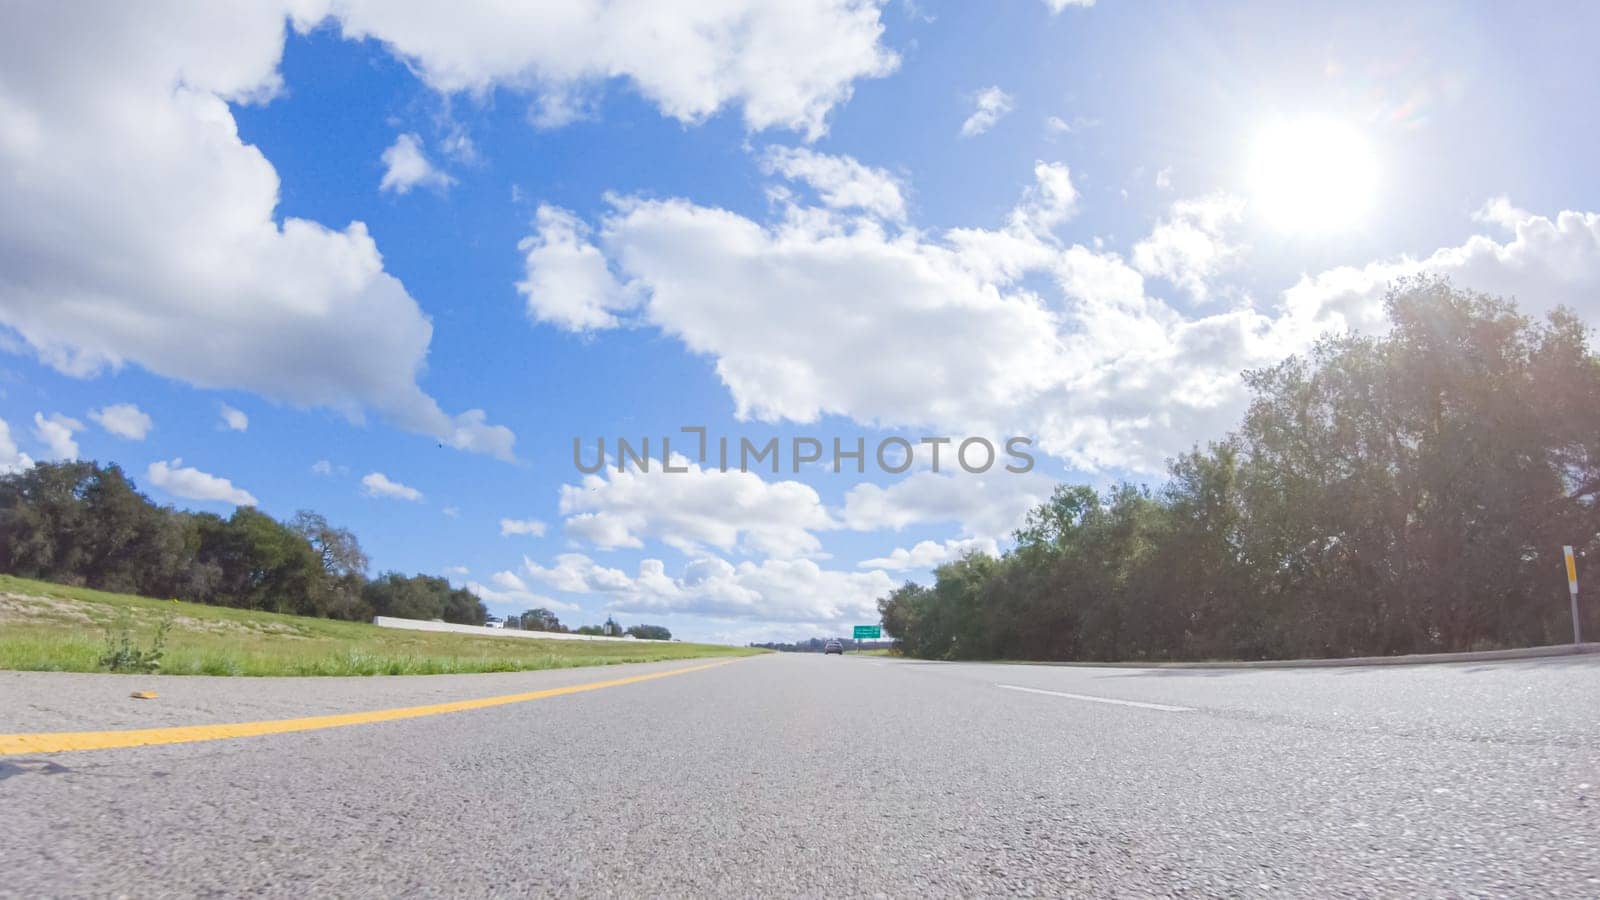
[{"x1": 997, "y1": 683, "x2": 1194, "y2": 712}]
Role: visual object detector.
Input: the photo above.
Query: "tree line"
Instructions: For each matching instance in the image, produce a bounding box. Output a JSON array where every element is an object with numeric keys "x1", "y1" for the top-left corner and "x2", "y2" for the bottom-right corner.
[
  {"x1": 880, "y1": 280, "x2": 1600, "y2": 661},
  {"x1": 0, "y1": 460, "x2": 487, "y2": 624},
  {"x1": 0, "y1": 460, "x2": 678, "y2": 637},
  {"x1": 499, "y1": 609, "x2": 671, "y2": 640}
]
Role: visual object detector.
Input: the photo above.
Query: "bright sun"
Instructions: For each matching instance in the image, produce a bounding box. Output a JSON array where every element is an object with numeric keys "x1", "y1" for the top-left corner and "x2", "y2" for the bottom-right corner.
[{"x1": 1248, "y1": 117, "x2": 1378, "y2": 234}]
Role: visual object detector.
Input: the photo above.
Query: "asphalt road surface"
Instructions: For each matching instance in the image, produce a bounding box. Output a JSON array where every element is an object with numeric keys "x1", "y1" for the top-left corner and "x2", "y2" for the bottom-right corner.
[{"x1": 4, "y1": 653, "x2": 1599, "y2": 897}]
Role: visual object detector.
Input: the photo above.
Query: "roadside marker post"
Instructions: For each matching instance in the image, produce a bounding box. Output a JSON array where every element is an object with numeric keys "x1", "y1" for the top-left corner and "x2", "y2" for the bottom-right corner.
[{"x1": 1564, "y1": 546, "x2": 1582, "y2": 645}]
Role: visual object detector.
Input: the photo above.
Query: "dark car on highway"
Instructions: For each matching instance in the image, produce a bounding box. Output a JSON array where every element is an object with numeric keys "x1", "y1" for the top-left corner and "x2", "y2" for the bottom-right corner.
[{"x1": 823, "y1": 640, "x2": 843, "y2": 655}]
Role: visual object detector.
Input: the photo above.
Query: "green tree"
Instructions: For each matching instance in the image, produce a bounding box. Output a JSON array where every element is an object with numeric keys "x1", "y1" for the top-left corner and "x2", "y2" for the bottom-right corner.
[
  {"x1": 520, "y1": 608, "x2": 565, "y2": 631},
  {"x1": 363, "y1": 573, "x2": 486, "y2": 625},
  {"x1": 881, "y1": 280, "x2": 1600, "y2": 662},
  {"x1": 195, "y1": 507, "x2": 329, "y2": 615},
  {"x1": 0, "y1": 461, "x2": 206, "y2": 600},
  {"x1": 0, "y1": 460, "x2": 101, "y2": 583},
  {"x1": 0, "y1": 461, "x2": 493, "y2": 629},
  {"x1": 290, "y1": 510, "x2": 370, "y2": 620}
]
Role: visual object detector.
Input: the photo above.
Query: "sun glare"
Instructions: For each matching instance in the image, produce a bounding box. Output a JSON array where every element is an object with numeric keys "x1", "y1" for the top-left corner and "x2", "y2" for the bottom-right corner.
[{"x1": 1248, "y1": 117, "x2": 1378, "y2": 234}]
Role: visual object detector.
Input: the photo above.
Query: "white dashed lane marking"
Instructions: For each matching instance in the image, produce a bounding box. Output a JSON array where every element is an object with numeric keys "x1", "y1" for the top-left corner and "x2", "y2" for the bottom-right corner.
[{"x1": 996, "y1": 683, "x2": 1194, "y2": 712}]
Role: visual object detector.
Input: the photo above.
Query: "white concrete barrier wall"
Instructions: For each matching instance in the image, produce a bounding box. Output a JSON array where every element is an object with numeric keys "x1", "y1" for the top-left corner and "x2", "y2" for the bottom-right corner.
[{"x1": 373, "y1": 616, "x2": 670, "y2": 643}]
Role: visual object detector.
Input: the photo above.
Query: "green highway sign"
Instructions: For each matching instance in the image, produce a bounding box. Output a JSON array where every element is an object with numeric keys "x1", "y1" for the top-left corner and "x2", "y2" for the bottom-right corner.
[{"x1": 853, "y1": 625, "x2": 881, "y2": 639}]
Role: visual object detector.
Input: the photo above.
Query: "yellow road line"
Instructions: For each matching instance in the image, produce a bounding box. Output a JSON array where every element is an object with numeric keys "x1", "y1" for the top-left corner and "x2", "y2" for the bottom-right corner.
[{"x1": 0, "y1": 658, "x2": 741, "y2": 756}]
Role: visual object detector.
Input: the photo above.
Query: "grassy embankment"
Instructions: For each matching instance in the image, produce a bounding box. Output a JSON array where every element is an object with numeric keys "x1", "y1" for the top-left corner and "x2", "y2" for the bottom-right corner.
[{"x1": 0, "y1": 575, "x2": 760, "y2": 676}]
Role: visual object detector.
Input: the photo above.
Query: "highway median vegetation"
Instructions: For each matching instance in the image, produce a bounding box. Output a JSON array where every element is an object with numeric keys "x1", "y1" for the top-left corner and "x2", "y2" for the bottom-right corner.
[
  {"x1": 881, "y1": 281, "x2": 1600, "y2": 663},
  {"x1": 0, "y1": 575, "x2": 758, "y2": 676},
  {"x1": 0, "y1": 460, "x2": 493, "y2": 626},
  {"x1": 0, "y1": 458, "x2": 683, "y2": 647}
]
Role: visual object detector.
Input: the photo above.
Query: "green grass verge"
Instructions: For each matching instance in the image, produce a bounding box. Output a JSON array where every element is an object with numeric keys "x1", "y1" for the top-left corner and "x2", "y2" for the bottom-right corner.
[{"x1": 0, "y1": 575, "x2": 761, "y2": 676}]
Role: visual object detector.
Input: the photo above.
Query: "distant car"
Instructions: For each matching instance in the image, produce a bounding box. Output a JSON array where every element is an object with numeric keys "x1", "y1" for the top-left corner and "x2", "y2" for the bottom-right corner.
[{"x1": 824, "y1": 639, "x2": 843, "y2": 655}]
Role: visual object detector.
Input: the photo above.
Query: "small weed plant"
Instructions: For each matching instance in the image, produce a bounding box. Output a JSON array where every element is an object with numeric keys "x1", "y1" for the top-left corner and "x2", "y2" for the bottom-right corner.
[{"x1": 98, "y1": 613, "x2": 172, "y2": 674}]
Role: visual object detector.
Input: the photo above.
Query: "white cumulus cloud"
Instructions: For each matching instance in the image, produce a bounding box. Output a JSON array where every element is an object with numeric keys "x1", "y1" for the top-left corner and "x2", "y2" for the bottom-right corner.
[
  {"x1": 500, "y1": 518, "x2": 548, "y2": 537},
  {"x1": 492, "y1": 570, "x2": 530, "y2": 592},
  {"x1": 523, "y1": 552, "x2": 635, "y2": 594},
  {"x1": 311, "y1": 0, "x2": 899, "y2": 140},
  {"x1": 515, "y1": 157, "x2": 1376, "y2": 474},
  {"x1": 555, "y1": 163, "x2": 1075, "y2": 428},
  {"x1": 1471, "y1": 195, "x2": 1533, "y2": 231},
  {"x1": 960, "y1": 86, "x2": 1014, "y2": 138},
  {"x1": 1132, "y1": 193, "x2": 1247, "y2": 301},
  {"x1": 0, "y1": 4, "x2": 518, "y2": 460},
  {"x1": 88, "y1": 403, "x2": 153, "y2": 441},
  {"x1": 0, "y1": 417, "x2": 35, "y2": 474},
  {"x1": 762, "y1": 146, "x2": 906, "y2": 221},
  {"x1": 145, "y1": 458, "x2": 257, "y2": 506},
  {"x1": 466, "y1": 577, "x2": 579, "y2": 614},
  {"x1": 517, "y1": 206, "x2": 637, "y2": 331},
  {"x1": 32, "y1": 413, "x2": 83, "y2": 460},
  {"x1": 1279, "y1": 207, "x2": 1600, "y2": 343},
  {"x1": 560, "y1": 456, "x2": 836, "y2": 559},
  {"x1": 378, "y1": 133, "x2": 454, "y2": 195},
  {"x1": 520, "y1": 551, "x2": 893, "y2": 625},
  {"x1": 218, "y1": 404, "x2": 249, "y2": 432},
  {"x1": 858, "y1": 537, "x2": 1000, "y2": 571},
  {"x1": 841, "y1": 470, "x2": 1055, "y2": 540},
  {"x1": 0, "y1": 2, "x2": 903, "y2": 456},
  {"x1": 362, "y1": 471, "x2": 423, "y2": 502}
]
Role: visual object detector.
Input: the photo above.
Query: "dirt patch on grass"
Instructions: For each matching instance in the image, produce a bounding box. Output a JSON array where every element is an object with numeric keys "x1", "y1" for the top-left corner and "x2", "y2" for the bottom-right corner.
[
  {"x1": 0, "y1": 592, "x2": 97, "y2": 627},
  {"x1": 244, "y1": 621, "x2": 314, "y2": 638},
  {"x1": 165, "y1": 615, "x2": 313, "y2": 639},
  {"x1": 0, "y1": 592, "x2": 312, "y2": 640}
]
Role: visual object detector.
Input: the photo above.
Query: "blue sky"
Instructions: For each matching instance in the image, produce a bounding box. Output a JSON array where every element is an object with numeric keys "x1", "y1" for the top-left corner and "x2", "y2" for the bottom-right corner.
[{"x1": 3, "y1": 1, "x2": 1600, "y2": 642}]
